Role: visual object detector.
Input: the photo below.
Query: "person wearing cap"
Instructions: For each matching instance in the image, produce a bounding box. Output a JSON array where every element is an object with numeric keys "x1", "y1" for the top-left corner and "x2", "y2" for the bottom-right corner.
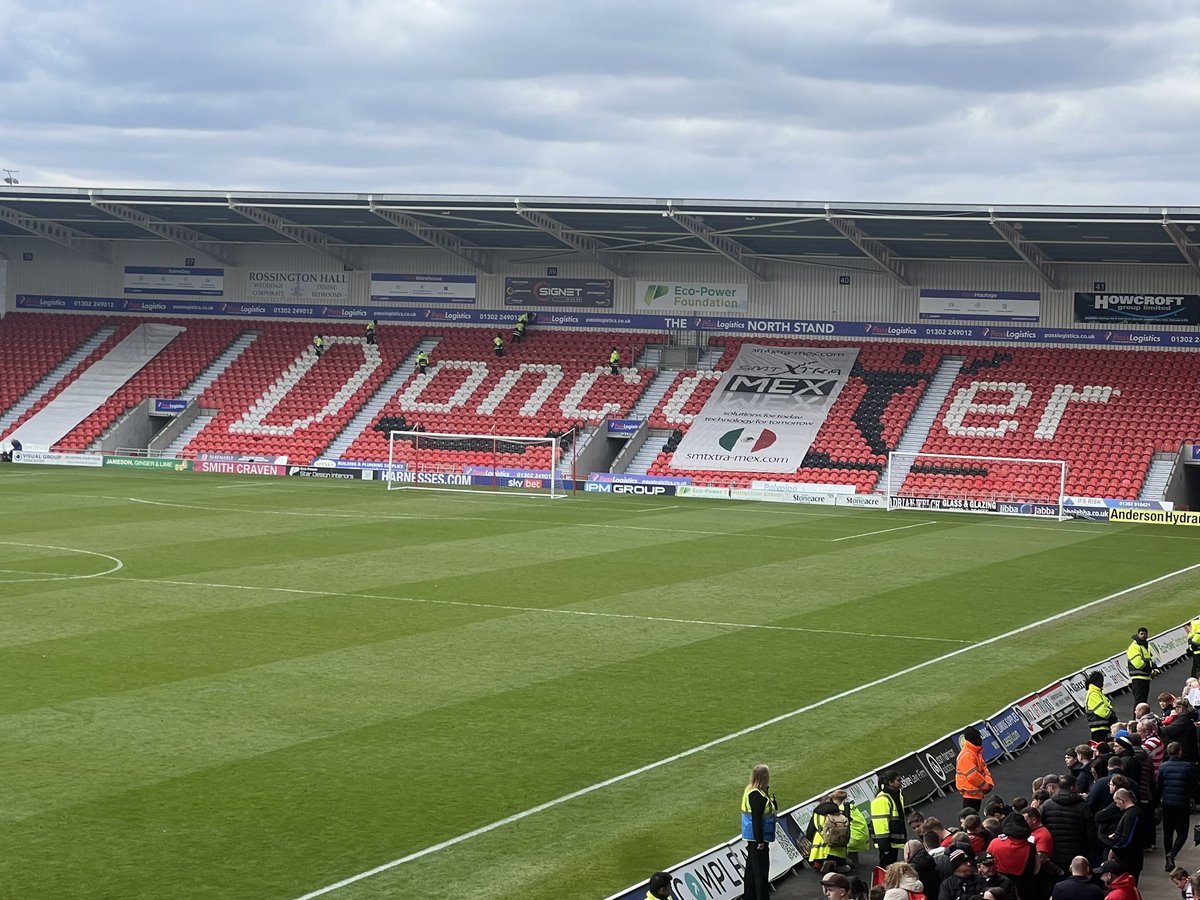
[
  {"x1": 872, "y1": 772, "x2": 908, "y2": 867},
  {"x1": 937, "y1": 847, "x2": 986, "y2": 900},
  {"x1": 1086, "y1": 672, "x2": 1118, "y2": 742},
  {"x1": 740, "y1": 763, "x2": 777, "y2": 900},
  {"x1": 1051, "y1": 857, "x2": 1105, "y2": 900},
  {"x1": 1126, "y1": 628, "x2": 1158, "y2": 714},
  {"x1": 977, "y1": 852, "x2": 1014, "y2": 898},
  {"x1": 643, "y1": 871, "x2": 673, "y2": 899},
  {"x1": 822, "y1": 872, "x2": 853, "y2": 900},
  {"x1": 1096, "y1": 860, "x2": 1141, "y2": 900},
  {"x1": 1157, "y1": 741, "x2": 1197, "y2": 872},
  {"x1": 956, "y1": 726, "x2": 994, "y2": 812}
]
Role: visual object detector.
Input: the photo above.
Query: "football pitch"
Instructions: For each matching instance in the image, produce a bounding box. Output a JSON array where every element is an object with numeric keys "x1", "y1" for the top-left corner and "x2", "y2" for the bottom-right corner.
[{"x1": 3, "y1": 466, "x2": 1198, "y2": 900}]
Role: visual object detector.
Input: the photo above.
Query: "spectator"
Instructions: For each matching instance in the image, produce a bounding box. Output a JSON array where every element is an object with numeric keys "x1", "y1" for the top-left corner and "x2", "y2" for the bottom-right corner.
[
  {"x1": 1052, "y1": 857, "x2": 1105, "y2": 900},
  {"x1": 1076, "y1": 747, "x2": 1097, "y2": 795},
  {"x1": 1043, "y1": 776, "x2": 1062, "y2": 800},
  {"x1": 924, "y1": 818, "x2": 952, "y2": 846},
  {"x1": 938, "y1": 848, "x2": 987, "y2": 900},
  {"x1": 1162, "y1": 699, "x2": 1200, "y2": 764},
  {"x1": 828, "y1": 789, "x2": 872, "y2": 865},
  {"x1": 1138, "y1": 719, "x2": 1164, "y2": 778},
  {"x1": 883, "y1": 861, "x2": 926, "y2": 899},
  {"x1": 1170, "y1": 867, "x2": 1192, "y2": 900},
  {"x1": 984, "y1": 889, "x2": 1007, "y2": 900},
  {"x1": 740, "y1": 764, "x2": 777, "y2": 900},
  {"x1": 962, "y1": 815, "x2": 990, "y2": 855},
  {"x1": 1040, "y1": 773, "x2": 1097, "y2": 873},
  {"x1": 1159, "y1": 693, "x2": 1178, "y2": 723},
  {"x1": 957, "y1": 727, "x2": 994, "y2": 812},
  {"x1": 1098, "y1": 788, "x2": 1143, "y2": 883},
  {"x1": 909, "y1": 812, "x2": 928, "y2": 836},
  {"x1": 1065, "y1": 748, "x2": 1084, "y2": 778},
  {"x1": 1096, "y1": 860, "x2": 1141, "y2": 900},
  {"x1": 905, "y1": 839, "x2": 939, "y2": 896},
  {"x1": 643, "y1": 871, "x2": 673, "y2": 899},
  {"x1": 977, "y1": 852, "x2": 1014, "y2": 899},
  {"x1": 872, "y1": 772, "x2": 908, "y2": 868},
  {"x1": 822, "y1": 872, "x2": 853, "y2": 900},
  {"x1": 1125, "y1": 628, "x2": 1157, "y2": 715},
  {"x1": 1088, "y1": 759, "x2": 1124, "y2": 815},
  {"x1": 987, "y1": 811, "x2": 1041, "y2": 900},
  {"x1": 1157, "y1": 741, "x2": 1196, "y2": 872},
  {"x1": 1086, "y1": 672, "x2": 1118, "y2": 742},
  {"x1": 1025, "y1": 805, "x2": 1061, "y2": 897}
]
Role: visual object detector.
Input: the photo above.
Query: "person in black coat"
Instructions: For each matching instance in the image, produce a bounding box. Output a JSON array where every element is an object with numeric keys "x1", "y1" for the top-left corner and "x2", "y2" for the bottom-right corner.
[
  {"x1": 1098, "y1": 788, "x2": 1143, "y2": 883},
  {"x1": 1157, "y1": 741, "x2": 1198, "y2": 870},
  {"x1": 904, "y1": 840, "x2": 938, "y2": 897},
  {"x1": 1040, "y1": 774, "x2": 1098, "y2": 872},
  {"x1": 977, "y1": 853, "x2": 1014, "y2": 898},
  {"x1": 1051, "y1": 857, "x2": 1105, "y2": 900},
  {"x1": 1087, "y1": 758, "x2": 1124, "y2": 814},
  {"x1": 938, "y1": 849, "x2": 987, "y2": 900},
  {"x1": 1162, "y1": 700, "x2": 1200, "y2": 764}
]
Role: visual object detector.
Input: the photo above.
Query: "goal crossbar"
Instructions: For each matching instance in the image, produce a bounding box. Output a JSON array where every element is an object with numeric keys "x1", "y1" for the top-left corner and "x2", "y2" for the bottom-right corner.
[
  {"x1": 886, "y1": 451, "x2": 1068, "y2": 520},
  {"x1": 385, "y1": 428, "x2": 566, "y2": 499}
]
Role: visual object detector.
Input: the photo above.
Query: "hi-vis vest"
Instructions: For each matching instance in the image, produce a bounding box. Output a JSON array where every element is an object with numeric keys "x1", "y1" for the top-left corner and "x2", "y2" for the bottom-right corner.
[
  {"x1": 1086, "y1": 683, "x2": 1115, "y2": 732},
  {"x1": 741, "y1": 786, "x2": 777, "y2": 842},
  {"x1": 1189, "y1": 618, "x2": 1200, "y2": 654},
  {"x1": 869, "y1": 788, "x2": 906, "y2": 849},
  {"x1": 1127, "y1": 639, "x2": 1152, "y2": 680}
]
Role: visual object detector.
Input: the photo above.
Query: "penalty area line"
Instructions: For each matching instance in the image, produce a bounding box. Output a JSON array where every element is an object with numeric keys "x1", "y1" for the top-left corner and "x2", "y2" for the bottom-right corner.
[
  {"x1": 288, "y1": 560, "x2": 1200, "y2": 900},
  {"x1": 829, "y1": 520, "x2": 937, "y2": 542}
]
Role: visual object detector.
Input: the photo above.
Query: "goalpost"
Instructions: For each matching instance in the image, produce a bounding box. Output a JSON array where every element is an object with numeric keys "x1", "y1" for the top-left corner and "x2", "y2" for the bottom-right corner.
[
  {"x1": 385, "y1": 429, "x2": 567, "y2": 499},
  {"x1": 885, "y1": 451, "x2": 1068, "y2": 520}
]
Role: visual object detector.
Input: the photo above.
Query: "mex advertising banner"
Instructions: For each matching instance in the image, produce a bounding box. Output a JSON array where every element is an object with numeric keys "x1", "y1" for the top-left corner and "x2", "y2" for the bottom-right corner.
[
  {"x1": 669, "y1": 345, "x2": 858, "y2": 474},
  {"x1": 1074, "y1": 292, "x2": 1200, "y2": 325},
  {"x1": 503, "y1": 277, "x2": 613, "y2": 307}
]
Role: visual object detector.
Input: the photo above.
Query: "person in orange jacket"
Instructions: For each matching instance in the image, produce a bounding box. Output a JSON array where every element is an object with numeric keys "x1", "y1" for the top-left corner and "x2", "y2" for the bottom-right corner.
[{"x1": 956, "y1": 726, "x2": 994, "y2": 812}]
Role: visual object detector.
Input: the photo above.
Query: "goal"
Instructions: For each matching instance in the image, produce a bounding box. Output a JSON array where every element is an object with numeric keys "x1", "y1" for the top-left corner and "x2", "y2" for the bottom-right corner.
[
  {"x1": 385, "y1": 429, "x2": 567, "y2": 499},
  {"x1": 885, "y1": 451, "x2": 1068, "y2": 520}
]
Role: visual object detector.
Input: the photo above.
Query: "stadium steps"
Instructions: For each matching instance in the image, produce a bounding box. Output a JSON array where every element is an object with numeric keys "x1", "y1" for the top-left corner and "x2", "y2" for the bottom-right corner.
[
  {"x1": 160, "y1": 412, "x2": 218, "y2": 458},
  {"x1": 623, "y1": 429, "x2": 674, "y2": 475},
  {"x1": 698, "y1": 346, "x2": 725, "y2": 368},
  {"x1": 324, "y1": 336, "x2": 440, "y2": 461},
  {"x1": 627, "y1": 368, "x2": 676, "y2": 421},
  {"x1": 88, "y1": 329, "x2": 260, "y2": 452},
  {"x1": 0, "y1": 324, "x2": 119, "y2": 440},
  {"x1": 636, "y1": 343, "x2": 663, "y2": 369},
  {"x1": 875, "y1": 354, "x2": 965, "y2": 493},
  {"x1": 1139, "y1": 452, "x2": 1176, "y2": 501}
]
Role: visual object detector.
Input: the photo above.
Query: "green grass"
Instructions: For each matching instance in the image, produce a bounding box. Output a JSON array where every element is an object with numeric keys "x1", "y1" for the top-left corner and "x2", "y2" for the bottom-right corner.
[{"x1": 2, "y1": 466, "x2": 1198, "y2": 899}]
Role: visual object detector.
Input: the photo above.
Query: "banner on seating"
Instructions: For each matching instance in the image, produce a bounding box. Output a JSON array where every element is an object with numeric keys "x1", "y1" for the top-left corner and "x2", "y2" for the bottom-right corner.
[{"x1": 669, "y1": 345, "x2": 858, "y2": 474}]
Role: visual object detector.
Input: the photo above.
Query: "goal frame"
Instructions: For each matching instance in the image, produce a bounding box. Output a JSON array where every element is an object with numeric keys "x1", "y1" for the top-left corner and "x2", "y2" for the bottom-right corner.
[
  {"x1": 385, "y1": 429, "x2": 567, "y2": 499},
  {"x1": 885, "y1": 451, "x2": 1068, "y2": 520}
]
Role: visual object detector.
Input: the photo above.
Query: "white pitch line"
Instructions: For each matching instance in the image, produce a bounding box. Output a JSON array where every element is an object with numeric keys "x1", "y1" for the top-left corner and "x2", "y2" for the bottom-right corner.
[
  {"x1": 637, "y1": 505, "x2": 680, "y2": 513},
  {"x1": 104, "y1": 574, "x2": 969, "y2": 645},
  {"x1": 0, "y1": 541, "x2": 124, "y2": 583},
  {"x1": 830, "y1": 520, "x2": 938, "y2": 542},
  {"x1": 288, "y1": 560, "x2": 1200, "y2": 900}
]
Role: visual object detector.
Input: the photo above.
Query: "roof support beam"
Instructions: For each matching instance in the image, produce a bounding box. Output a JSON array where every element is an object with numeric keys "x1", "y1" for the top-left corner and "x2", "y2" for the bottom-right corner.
[
  {"x1": 1162, "y1": 212, "x2": 1200, "y2": 279},
  {"x1": 368, "y1": 203, "x2": 492, "y2": 273},
  {"x1": 90, "y1": 194, "x2": 235, "y2": 266},
  {"x1": 514, "y1": 205, "x2": 627, "y2": 277},
  {"x1": 0, "y1": 204, "x2": 110, "y2": 262},
  {"x1": 824, "y1": 211, "x2": 910, "y2": 286},
  {"x1": 666, "y1": 209, "x2": 767, "y2": 281},
  {"x1": 989, "y1": 211, "x2": 1059, "y2": 290},
  {"x1": 228, "y1": 199, "x2": 359, "y2": 269}
]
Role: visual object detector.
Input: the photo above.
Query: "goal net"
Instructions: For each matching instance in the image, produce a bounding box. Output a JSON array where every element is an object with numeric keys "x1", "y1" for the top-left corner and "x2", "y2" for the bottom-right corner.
[
  {"x1": 885, "y1": 451, "x2": 1068, "y2": 520},
  {"x1": 385, "y1": 429, "x2": 566, "y2": 499}
]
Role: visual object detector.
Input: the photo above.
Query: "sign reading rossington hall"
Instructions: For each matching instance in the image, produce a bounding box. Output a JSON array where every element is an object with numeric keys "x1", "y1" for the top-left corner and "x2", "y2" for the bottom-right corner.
[
  {"x1": 1074, "y1": 291, "x2": 1200, "y2": 325},
  {"x1": 669, "y1": 345, "x2": 859, "y2": 474}
]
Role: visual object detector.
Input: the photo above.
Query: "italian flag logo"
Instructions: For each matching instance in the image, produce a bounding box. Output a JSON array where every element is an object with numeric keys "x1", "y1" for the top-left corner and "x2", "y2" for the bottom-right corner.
[{"x1": 718, "y1": 427, "x2": 777, "y2": 453}]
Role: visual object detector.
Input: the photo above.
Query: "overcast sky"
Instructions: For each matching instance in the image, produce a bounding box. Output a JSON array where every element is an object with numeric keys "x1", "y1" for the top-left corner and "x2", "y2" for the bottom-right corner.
[{"x1": 1, "y1": 0, "x2": 1198, "y2": 205}]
